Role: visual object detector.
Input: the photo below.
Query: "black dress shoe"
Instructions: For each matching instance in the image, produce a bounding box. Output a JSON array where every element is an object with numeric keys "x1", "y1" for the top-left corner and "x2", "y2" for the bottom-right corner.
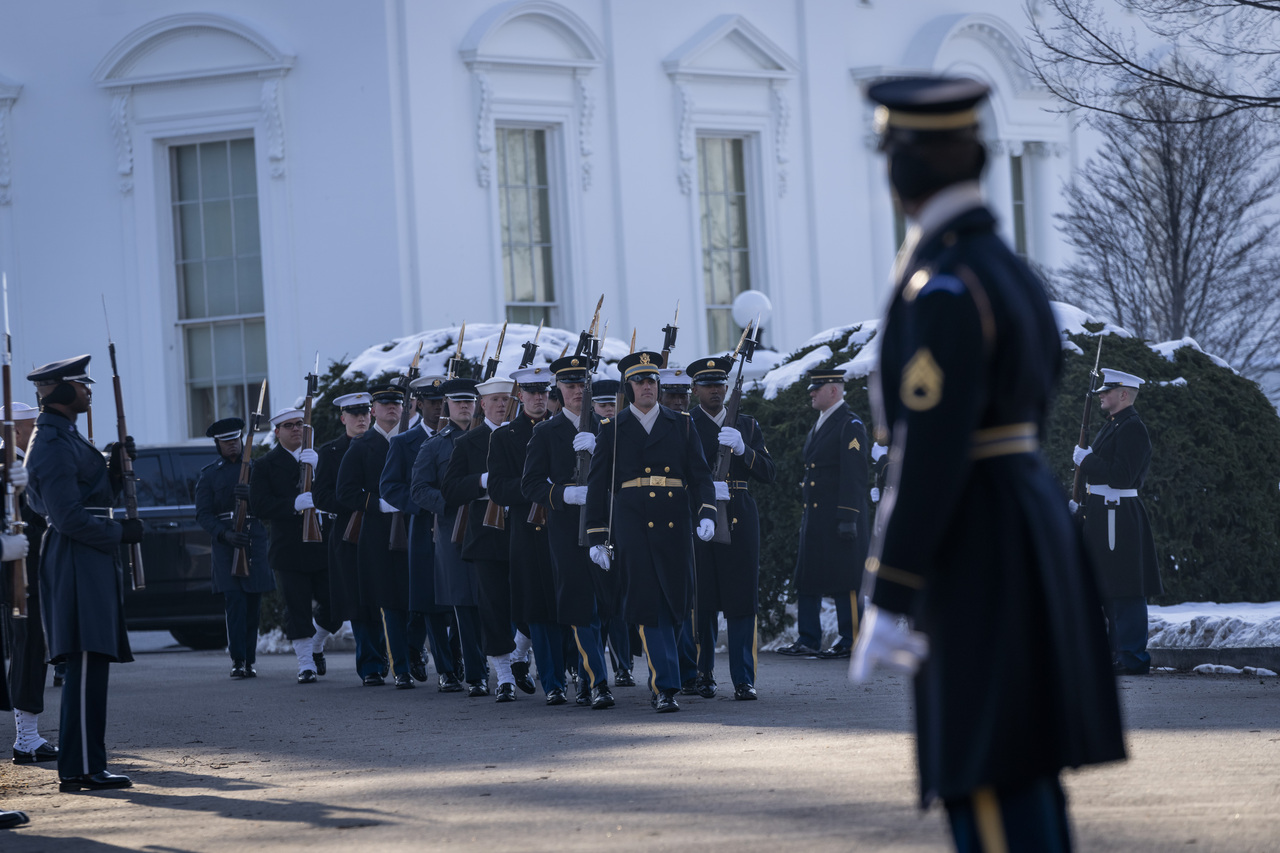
[
  {"x1": 511, "y1": 660, "x2": 537, "y2": 694},
  {"x1": 679, "y1": 677, "x2": 699, "y2": 696},
  {"x1": 362, "y1": 673, "x2": 385, "y2": 686},
  {"x1": 313, "y1": 652, "x2": 327, "y2": 676},
  {"x1": 655, "y1": 689, "x2": 680, "y2": 713},
  {"x1": 733, "y1": 683, "x2": 758, "y2": 701},
  {"x1": 230, "y1": 661, "x2": 247, "y2": 679},
  {"x1": 818, "y1": 643, "x2": 852, "y2": 660},
  {"x1": 546, "y1": 687, "x2": 568, "y2": 706},
  {"x1": 52, "y1": 674, "x2": 64, "y2": 687},
  {"x1": 776, "y1": 642, "x2": 821, "y2": 657},
  {"x1": 438, "y1": 672, "x2": 463, "y2": 693},
  {"x1": 575, "y1": 687, "x2": 591, "y2": 706},
  {"x1": 244, "y1": 664, "x2": 257, "y2": 678},
  {"x1": 614, "y1": 669, "x2": 636, "y2": 687},
  {"x1": 591, "y1": 685, "x2": 615, "y2": 710},
  {"x1": 394, "y1": 673, "x2": 414, "y2": 689},
  {"x1": 297, "y1": 669, "x2": 318, "y2": 684},
  {"x1": 0, "y1": 809, "x2": 30, "y2": 828},
  {"x1": 467, "y1": 680, "x2": 489, "y2": 698},
  {"x1": 495, "y1": 683, "x2": 517, "y2": 703},
  {"x1": 409, "y1": 651, "x2": 429, "y2": 683},
  {"x1": 695, "y1": 673, "x2": 717, "y2": 699},
  {"x1": 1114, "y1": 662, "x2": 1151, "y2": 676},
  {"x1": 13, "y1": 741, "x2": 58, "y2": 765},
  {"x1": 59, "y1": 771, "x2": 132, "y2": 793}
]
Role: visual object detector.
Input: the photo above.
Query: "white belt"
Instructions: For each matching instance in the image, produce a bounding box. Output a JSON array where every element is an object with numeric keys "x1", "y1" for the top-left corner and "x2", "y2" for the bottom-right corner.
[{"x1": 1087, "y1": 484, "x2": 1138, "y2": 504}]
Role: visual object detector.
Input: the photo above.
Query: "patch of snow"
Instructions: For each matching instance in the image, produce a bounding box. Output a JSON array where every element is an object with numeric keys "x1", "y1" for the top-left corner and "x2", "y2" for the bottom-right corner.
[
  {"x1": 1148, "y1": 337, "x2": 1237, "y2": 372},
  {"x1": 761, "y1": 345, "x2": 833, "y2": 400},
  {"x1": 1157, "y1": 377, "x2": 1187, "y2": 387},
  {"x1": 1148, "y1": 602, "x2": 1280, "y2": 649},
  {"x1": 1062, "y1": 340, "x2": 1084, "y2": 356},
  {"x1": 1192, "y1": 664, "x2": 1277, "y2": 676},
  {"x1": 1050, "y1": 302, "x2": 1134, "y2": 338}
]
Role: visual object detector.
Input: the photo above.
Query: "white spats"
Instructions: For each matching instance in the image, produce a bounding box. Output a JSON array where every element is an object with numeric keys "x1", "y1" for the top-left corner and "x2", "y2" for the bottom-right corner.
[
  {"x1": 292, "y1": 638, "x2": 316, "y2": 673},
  {"x1": 312, "y1": 624, "x2": 332, "y2": 656},
  {"x1": 12, "y1": 709, "x2": 46, "y2": 753},
  {"x1": 489, "y1": 654, "x2": 514, "y2": 686}
]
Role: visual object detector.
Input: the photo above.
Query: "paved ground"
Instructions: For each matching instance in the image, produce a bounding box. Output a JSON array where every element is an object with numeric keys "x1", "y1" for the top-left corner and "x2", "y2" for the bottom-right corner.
[{"x1": 1, "y1": 635, "x2": 1277, "y2": 852}]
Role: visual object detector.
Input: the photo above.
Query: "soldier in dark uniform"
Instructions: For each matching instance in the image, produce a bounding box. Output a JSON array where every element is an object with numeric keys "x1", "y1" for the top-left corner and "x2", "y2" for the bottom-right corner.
[
  {"x1": 851, "y1": 77, "x2": 1125, "y2": 850},
  {"x1": 194, "y1": 417, "x2": 275, "y2": 678},
  {"x1": 314, "y1": 392, "x2": 387, "y2": 684},
  {"x1": 23, "y1": 355, "x2": 136, "y2": 791},
  {"x1": 411, "y1": 378, "x2": 488, "y2": 695},
  {"x1": 3, "y1": 402, "x2": 57, "y2": 765},
  {"x1": 658, "y1": 367, "x2": 691, "y2": 413},
  {"x1": 522, "y1": 355, "x2": 616, "y2": 709},
  {"x1": 586, "y1": 351, "x2": 717, "y2": 713},
  {"x1": 2, "y1": 523, "x2": 34, "y2": 826},
  {"x1": 250, "y1": 405, "x2": 341, "y2": 684},
  {"x1": 382, "y1": 375, "x2": 460, "y2": 691},
  {"x1": 777, "y1": 369, "x2": 870, "y2": 660},
  {"x1": 688, "y1": 356, "x2": 776, "y2": 699},
  {"x1": 335, "y1": 383, "x2": 415, "y2": 689},
  {"x1": 1074, "y1": 369, "x2": 1161, "y2": 676},
  {"x1": 590, "y1": 377, "x2": 634, "y2": 687}
]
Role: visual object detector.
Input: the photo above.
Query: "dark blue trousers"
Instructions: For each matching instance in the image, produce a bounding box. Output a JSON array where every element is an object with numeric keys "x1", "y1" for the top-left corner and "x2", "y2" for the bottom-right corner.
[
  {"x1": 453, "y1": 605, "x2": 487, "y2": 683},
  {"x1": 1105, "y1": 596, "x2": 1150, "y2": 670},
  {"x1": 694, "y1": 611, "x2": 758, "y2": 687},
  {"x1": 797, "y1": 592, "x2": 860, "y2": 650},
  {"x1": 571, "y1": 610, "x2": 609, "y2": 691},
  {"x1": 58, "y1": 652, "x2": 111, "y2": 778},
  {"x1": 637, "y1": 607, "x2": 682, "y2": 696},
  {"x1": 529, "y1": 622, "x2": 566, "y2": 694},
  {"x1": 677, "y1": 614, "x2": 698, "y2": 683},
  {"x1": 946, "y1": 775, "x2": 1072, "y2": 853},
  {"x1": 223, "y1": 589, "x2": 262, "y2": 665},
  {"x1": 351, "y1": 609, "x2": 387, "y2": 678},
  {"x1": 409, "y1": 610, "x2": 456, "y2": 675},
  {"x1": 602, "y1": 616, "x2": 632, "y2": 676},
  {"x1": 381, "y1": 608, "x2": 411, "y2": 679}
]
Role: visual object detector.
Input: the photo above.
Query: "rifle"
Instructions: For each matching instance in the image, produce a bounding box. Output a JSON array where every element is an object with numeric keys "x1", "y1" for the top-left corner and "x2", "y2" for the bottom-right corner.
[
  {"x1": 298, "y1": 353, "x2": 324, "y2": 543},
  {"x1": 575, "y1": 296, "x2": 604, "y2": 546},
  {"x1": 231, "y1": 379, "x2": 268, "y2": 577},
  {"x1": 2, "y1": 274, "x2": 27, "y2": 617},
  {"x1": 1071, "y1": 335, "x2": 1104, "y2": 506},
  {"x1": 389, "y1": 341, "x2": 425, "y2": 551},
  {"x1": 103, "y1": 302, "x2": 145, "y2": 590},
  {"x1": 660, "y1": 300, "x2": 679, "y2": 369},
  {"x1": 483, "y1": 322, "x2": 514, "y2": 531},
  {"x1": 711, "y1": 319, "x2": 759, "y2": 545},
  {"x1": 439, "y1": 323, "x2": 466, "y2": 433},
  {"x1": 601, "y1": 329, "x2": 636, "y2": 564}
]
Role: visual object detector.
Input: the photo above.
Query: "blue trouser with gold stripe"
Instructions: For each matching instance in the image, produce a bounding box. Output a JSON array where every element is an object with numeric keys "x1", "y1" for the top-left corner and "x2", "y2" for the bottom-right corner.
[
  {"x1": 571, "y1": 601, "x2": 609, "y2": 691},
  {"x1": 381, "y1": 608, "x2": 411, "y2": 679},
  {"x1": 945, "y1": 775, "x2": 1072, "y2": 852},
  {"x1": 638, "y1": 606, "x2": 682, "y2": 696},
  {"x1": 694, "y1": 611, "x2": 758, "y2": 687},
  {"x1": 797, "y1": 592, "x2": 861, "y2": 650},
  {"x1": 530, "y1": 622, "x2": 566, "y2": 694}
]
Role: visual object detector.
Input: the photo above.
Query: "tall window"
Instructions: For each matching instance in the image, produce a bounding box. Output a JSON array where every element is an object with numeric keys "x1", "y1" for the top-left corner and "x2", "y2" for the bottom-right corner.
[
  {"x1": 171, "y1": 138, "x2": 268, "y2": 437},
  {"x1": 698, "y1": 136, "x2": 752, "y2": 352},
  {"x1": 497, "y1": 127, "x2": 557, "y2": 326},
  {"x1": 1010, "y1": 153, "x2": 1028, "y2": 258}
]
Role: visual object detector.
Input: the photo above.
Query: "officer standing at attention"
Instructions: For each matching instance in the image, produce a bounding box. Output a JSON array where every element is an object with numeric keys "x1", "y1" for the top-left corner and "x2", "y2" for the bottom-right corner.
[
  {"x1": 687, "y1": 356, "x2": 776, "y2": 700},
  {"x1": 194, "y1": 417, "x2": 275, "y2": 678},
  {"x1": 658, "y1": 367, "x2": 691, "y2": 413},
  {"x1": 3, "y1": 402, "x2": 57, "y2": 765},
  {"x1": 251, "y1": 405, "x2": 341, "y2": 684},
  {"x1": 23, "y1": 355, "x2": 137, "y2": 792},
  {"x1": 1074, "y1": 369, "x2": 1161, "y2": 676},
  {"x1": 586, "y1": 351, "x2": 717, "y2": 713},
  {"x1": 850, "y1": 76, "x2": 1125, "y2": 850},
  {"x1": 777, "y1": 369, "x2": 870, "y2": 660}
]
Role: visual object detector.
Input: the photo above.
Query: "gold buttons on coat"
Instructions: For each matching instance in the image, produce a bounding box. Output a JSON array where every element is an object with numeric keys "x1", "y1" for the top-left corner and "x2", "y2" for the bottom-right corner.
[
  {"x1": 668, "y1": 491, "x2": 673, "y2": 498},
  {"x1": 664, "y1": 467, "x2": 670, "y2": 473},
  {"x1": 648, "y1": 522, "x2": 654, "y2": 528},
  {"x1": 645, "y1": 467, "x2": 651, "y2": 473},
  {"x1": 668, "y1": 522, "x2": 674, "y2": 528},
  {"x1": 649, "y1": 492, "x2": 656, "y2": 497}
]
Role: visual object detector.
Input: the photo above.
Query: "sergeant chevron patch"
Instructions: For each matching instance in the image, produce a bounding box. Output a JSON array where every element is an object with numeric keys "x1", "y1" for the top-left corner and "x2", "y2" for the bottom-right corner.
[{"x1": 901, "y1": 348, "x2": 943, "y2": 411}]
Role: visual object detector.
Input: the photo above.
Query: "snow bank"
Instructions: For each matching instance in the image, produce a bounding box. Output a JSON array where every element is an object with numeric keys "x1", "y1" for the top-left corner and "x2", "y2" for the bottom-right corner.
[
  {"x1": 1050, "y1": 302, "x2": 1134, "y2": 338},
  {"x1": 761, "y1": 345, "x2": 832, "y2": 400},
  {"x1": 1148, "y1": 602, "x2": 1280, "y2": 649},
  {"x1": 1192, "y1": 664, "x2": 1277, "y2": 677},
  {"x1": 1148, "y1": 337, "x2": 1237, "y2": 373}
]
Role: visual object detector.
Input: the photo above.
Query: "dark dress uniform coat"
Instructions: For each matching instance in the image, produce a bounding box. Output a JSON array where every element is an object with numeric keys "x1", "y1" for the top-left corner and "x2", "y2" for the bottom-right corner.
[
  {"x1": 335, "y1": 425, "x2": 401, "y2": 607},
  {"x1": 194, "y1": 456, "x2": 275, "y2": 594},
  {"x1": 250, "y1": 444, "x2": 327, "y2": 576},
  {"x1": 523, "y1": 410, "x2": 617, "y2": 625},
  {"x1": 443, "y1": 422, "x2": 510, "y2": 564},
  {"x1": 411, "y1": 423, "x2": 475, "y2": 607},
  {"x1": 585, "y1": 406, "x2": 717, "y2": 626},
  {"x1": 24, "y1": 411, "x2": 133, "y2": 664},
  {"x1": 313, "y1": 432, "x2": 360, "y2": 620},
  {"x1": 4, "y1": 445, "x2": 51, "y2": 712},
  {"x1": 794, "y1": 401, "x2": 871, "y2": 596},
  {"x1": 690, "y1": 407, "x2": 776, "y2": 616},
  {"x1": 867, "y1": 203, "x2": 1125, "y2": 805},
  {"x1": 1079, "y1": 407, "x2": 1162, "y2": 599},
  {"x1": 488, "y1": 412, "x2": 556, "y2": 624},
  {"x1": 382, "y1": 423, "x2": 448, "y2": 614}
]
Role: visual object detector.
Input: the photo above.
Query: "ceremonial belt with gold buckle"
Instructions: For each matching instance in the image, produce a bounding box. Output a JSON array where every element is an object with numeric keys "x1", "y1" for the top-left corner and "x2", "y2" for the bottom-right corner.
[
  {"x1": 726, "y1": 480, "x2": 749, "y2": 492},
  {"x1": 85, "y1": 506, "x2": 115, "y2": 519},
  {"x1": 969, "y1": 422, "x2": 1038, "y2": 460},
  {"x1": 620, "y1": 476, "x2": 683, "y2": 489}
]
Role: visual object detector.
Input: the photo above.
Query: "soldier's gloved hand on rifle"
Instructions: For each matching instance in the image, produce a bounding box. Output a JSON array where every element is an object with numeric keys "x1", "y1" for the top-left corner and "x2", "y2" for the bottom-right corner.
[
  {"x1": 233, "y1": 482, "x2": 251, "y2": 502},
  {"x1": 848, "y1": 604, "x2": 928, "y2": 683},
  {"x1": 378, "y1": 498, "x2": 398, "y2": 513},
  {"x1": 562, "y1": 485, "x2": 588, "y2": 506},
  {"x1": 1, "y1": 532, "x2": 29, "y2": 561},
  {"x1": 298, "y1": 448, "x2": 319, "y2": 468},
  {"x1": 6, "y1": 462, "x2": 28, "y2": 491},
  {"x1": 1068, "y1": 499, "x2": 1080, "y2": 515},
  {"x1": 589, "y1": 545, "x2": 611, "y2": 571},
  {"x1": 718, "y1": 427, "x2": 745, "y2": 456},
  {"x1": 1072, "y1": 445, "x2": 1092, "y2": 467},
  {"x1": 837, "y1": 521, "x2": 857, "y2": 541},
  {"x1": 118, "y1": 518, "x2": 145, "y2": 545},
  {"x1": 869, "y1": 487, "x2": 881, "y2": 503},
  {"x1": 104, "y1": 436, "x2": 137, "y2": 485},
  {"x1": 713, "y1": 480, "x2": 730, "y2": 502},
  {"x1": 696, "y1": 519, "x2": 715, "y2": 542},
  {"x1": 572, "y1": 432, "x2": 596, "y2": 455},
  {"x1": 479, "y1": 473, "x2": 489, "y2": 489},
  {"x1": 219, "y1": 529, "x2": 252, "y2": 549},
  {"x1": 293, "y1": 492, "x2": 314, "y2": 513}
]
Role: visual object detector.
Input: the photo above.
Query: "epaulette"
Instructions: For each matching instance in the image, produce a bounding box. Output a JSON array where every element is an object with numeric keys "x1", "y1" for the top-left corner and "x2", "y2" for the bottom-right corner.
[{"x1": 601, "y1": 418, "x2": 611, "y2": 425}]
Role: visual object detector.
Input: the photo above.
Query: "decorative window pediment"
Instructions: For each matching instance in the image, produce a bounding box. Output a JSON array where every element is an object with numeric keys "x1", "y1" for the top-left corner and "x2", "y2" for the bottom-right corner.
[
  {"x1": 93, "y1": 13, "x2": 294, "y2": 88},
  {"x1": 663, "y1": 14, "x2": 798, "y2": 82},
  {"x1": 461, "y1": 1, "x2": 604, "y2": 71}
]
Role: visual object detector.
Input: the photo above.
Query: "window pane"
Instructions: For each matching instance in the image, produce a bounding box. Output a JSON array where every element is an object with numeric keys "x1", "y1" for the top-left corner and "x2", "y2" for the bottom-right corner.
[
  {"x1": 498, "y1": 185, "x2": 510, "y2": 247},
  {"x1": 508, "y1": 130, "x2": 528, "y2": 186},
  {"x1": 233, "y1": 198, "x2": 260, "y2": 256},
  {"x1": 532, "y1": 186, "x2": 551, "y2": 244},
  {"x1": 179, "y1": 262, "x2": 205, "y2": 320},
  {"x1": 213, "y1": 323, "x2": 245, "y2": 380},
  {"x1": 174, "y1": 145, "x2": 200, "y2": 203},
  {"x1": 531, "y1": 129, "x2": 548, "y2": 186},
  {"x1": 199, "y1": 141, "x2": 230, "y2": 200},
  {"x1": 236, "y1": 257, "x2": 264, "y2": 314},
  {"x1": 536, "y1": 246, "x2": 555, "y2": 302},
  {"x1": 511, "y1": 246, "x2": 534, "y2": 302},
  {"x1": 498, "y1": 127, "x2": 555, "y2": 320},
  {"x1": 703, "y1": 138, "x2": 725, "y2": 194},
  {"x1": 244, "y1": 320, "x2": 268, "y2": 374},
  {"x1": 206, "y1": 258, "x2": 237, "y2": 316},
  {"x1": 507, "y1": 188, "x2": 530, "y2": 245},
  {"x1": 216, "y1": 383, "x2": 245, "y2": 420},
  {"x1": 732, "y1": 251, "x2": 750, "y2": 300},
  {"x1": 187, "y1": 384, "x2": 215, "y2": 440},
  {"x1": 707, "y1": 308, "x2": 734, "y2": 353},
  {"x1": 502, "y1": 246, "x2": 514, "y2": 303},
  {"x1": 710, "y1": 253, "x2": 732, "y2": 305},
  {"x1": 728, "y1": 195, "x2": 747, "y2": 249},
  {"x1": 185, "y1": 325, "x2": 213, "y2": 381},
  {"x1": 506, "y1": 304, "x2": 550, "y2": 326},
  {"x1": 707, "y1": 194, "x2": 728, "y2": 251},
  {"x1": 203, "y1": 199, "x2": 233, "y2": 258},
  {"x1": 129, "y1": 453, "x2": 167, "y2": 508},
  {"x1": 730, "y1": 139, "x2": 745, "y2": 192},
  {"x1": 177, "y1": 202, "x2": 202, "y2": 261},
  {"x1": 229, "y1": 138, "x2": 257, "y2": 196}
]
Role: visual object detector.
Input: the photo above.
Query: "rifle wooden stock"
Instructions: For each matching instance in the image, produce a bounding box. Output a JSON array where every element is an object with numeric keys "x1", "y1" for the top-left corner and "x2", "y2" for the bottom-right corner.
[
  {"x1": 451, "y1": 503, "x2": 470, "y2": 544},
  {"x1": 526, "y1": 502, "x2": 548, "y2": 527},
  {"x1": 108, "y1": 343, "x2": 145, "y2": 591},
  {"x1": 482, "y1": 499, "x2": 505, "y2": 530},
  {"x1": 230, "y1": 436, "x2": 253, "y2": 578},
  {"x1": 343, "y1": 510, "x2": 363, "y2": 544}
]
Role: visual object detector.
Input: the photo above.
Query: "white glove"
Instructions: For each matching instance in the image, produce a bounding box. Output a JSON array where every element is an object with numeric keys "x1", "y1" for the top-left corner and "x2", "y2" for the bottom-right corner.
[
  {"x1": 572, "y1": 432, "x2": 597, "y2": 455},
  {"x1": 871, "y1": 443, "x2": 888, "y2": 462},
  {"x1": 379, "y1": 498, "x2": 398, "y2": 513},
  {"x1": 713, "y1": 480, "x2": 730, "y2": 501},
  {"x1": 589, "y1": 545, "x2": 611, "y2": 571},
  {"x1": 7, "y1": 463, "x2": 28, "y2": 491},
  {"x1": 1072, "y1": 445, "x2": 1092, "y2": 467},
  {"x1": 718, "y1": 427, "x2": 745, "y2": 456},
  {"x1": 869, "y1": 487, "x2": 881, "y2": 503},
  {"x1": 293, "y1": 492, "x2": 314, "y2": 512},
  {"x1": 562, "y1": 485, "x2": 588, "y2": 506},
  {"x1": 1068, "y1": 499, "x2": 1079, "y2": 515},
  {"x1": 298, "y1": 448, "x2": 319, "y2": 468},
  {"x1": 1, "y1": 533, "x2": 29, "y2": 562},
  {"x1": 479, "y1": 472, "x2": 489, "y2": 489},
  {"x1": 696, "y1": 518, "x2": 715, "y2": 541},
  {"x1": 849, "y1": 605, "x2": 929, "y2": 683}
]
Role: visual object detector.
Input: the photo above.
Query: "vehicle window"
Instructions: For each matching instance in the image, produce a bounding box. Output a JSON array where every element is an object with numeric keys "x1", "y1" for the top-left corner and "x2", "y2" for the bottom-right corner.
[
  {"x1": 172, "y1": 448, "x2": 220, "y2": 504},
  {"x1": 130, "y1": 453, "x2": 168, "y2": 508}
]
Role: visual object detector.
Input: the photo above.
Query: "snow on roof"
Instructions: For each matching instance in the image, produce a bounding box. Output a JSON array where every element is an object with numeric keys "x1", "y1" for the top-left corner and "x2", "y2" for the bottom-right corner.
[{"x1": 1148, "y1": 337, "x2": 1237, "y2": 373}]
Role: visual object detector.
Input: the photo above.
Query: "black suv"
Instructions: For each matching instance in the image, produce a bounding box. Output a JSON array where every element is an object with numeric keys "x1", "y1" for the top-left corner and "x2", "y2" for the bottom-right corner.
[{"x1": 115, "y1": 444, "x2": 227, "y2": 649}]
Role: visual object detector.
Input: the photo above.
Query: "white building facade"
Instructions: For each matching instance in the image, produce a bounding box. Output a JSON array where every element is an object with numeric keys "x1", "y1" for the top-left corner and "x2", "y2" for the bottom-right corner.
[{"x1": 0, "y1": 0, "x2": 1077, "y2": 442}]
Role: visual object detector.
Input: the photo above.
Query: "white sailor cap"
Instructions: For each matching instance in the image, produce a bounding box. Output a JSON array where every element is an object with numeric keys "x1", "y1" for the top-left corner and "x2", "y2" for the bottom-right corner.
[
  {"x1": 1093, "y1": 369, "x2": 1145, "y2": 393},
  {"x1": 658, "y1": 367, "x2": 691, "y2": 389},
  {"x1": 1, "y1": 402, "x2": 38, "y2": 421},
  {"x1": 510, "y1": 366, "x2": 551, "y2": 388},
  {"x1": 333, "y1": 392, "x2": 372, "y2": 412},
  {"x1": 409, "y1": 375, "x2": 447, "y2": 399},
  {"x1": 475, "y1": 378, "x2": 515, "y2": 397},
  {"x1": 270, "y1": 406, "x2": 306, "y2": 426}
]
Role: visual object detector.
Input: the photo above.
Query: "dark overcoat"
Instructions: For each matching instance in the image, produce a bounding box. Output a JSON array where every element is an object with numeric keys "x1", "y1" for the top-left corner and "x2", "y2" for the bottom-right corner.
[
  {"x1": 410, "y1": 423, "x2": 476, "y2": 607},
  {"x1": 867, "y1": 203, "x2": 1125, "y2": 805},
  {"x1": 794, "y1": 400, "x2": 871, "y2": 596},
  {"x1": 4, "y1": 446, "x2": 51, "y2": 711},
  {"x1": 585, "y1": 406, "x2": 716, "y2": 626},
  {"x1": 335, "y1": 426, "x2": 401, "y2": 607},
  {"x1": 250, "y1": 444, "x2": 327, "y2": 575},
  {"x1": 488, "y1": 412, "x2": 556, "y2": 624},
  {"x1": 443, "y1": 422, "x2": 510, "y2": 564},
  {"x1": 382, "y1": 423, "x2": 448, "y2": 614},
  {"x1": 313, "y1": 431, "x2": 361, "y2": 619},
  {"x1": 1079, "y1": 407, "x2": 1162, "y2": 599},
  {"x1": 690, "y1": 407, "x2": 776, "y2": 616},
  {"x1": 523, "y1": 411, "x2": 616, "y2": 625},
  {"x1": 194, "y1": 456, "x2": 274, "y2": 594},
  {"x1": 24, "y1": 410, "x2": 132, "y2": 663}
]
